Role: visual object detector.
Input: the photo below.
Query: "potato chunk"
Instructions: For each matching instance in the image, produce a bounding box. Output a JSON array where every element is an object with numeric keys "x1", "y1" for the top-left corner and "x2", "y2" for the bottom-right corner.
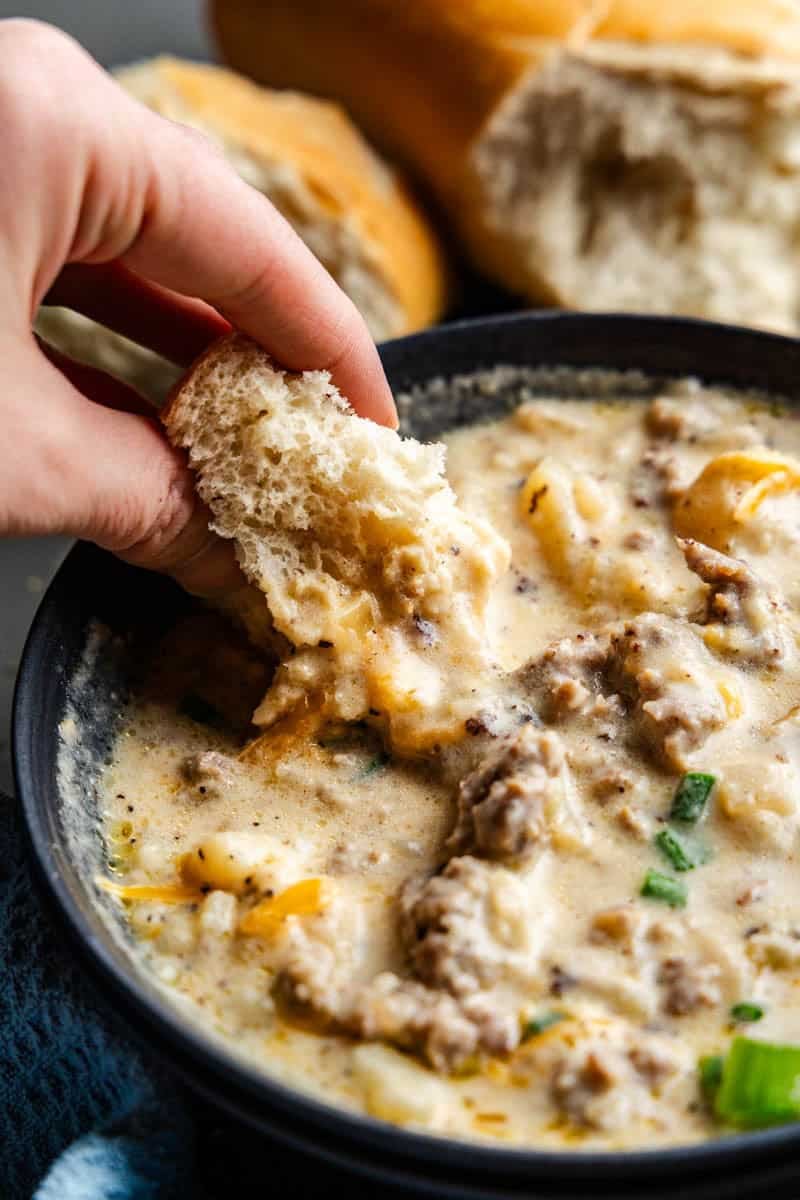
[
  {"x1": 352, "y1": 1044, "x2": 448, "y2": 1126},
  {"x1": 181, "y1": 831, "x2": 300, "y2": 895}
]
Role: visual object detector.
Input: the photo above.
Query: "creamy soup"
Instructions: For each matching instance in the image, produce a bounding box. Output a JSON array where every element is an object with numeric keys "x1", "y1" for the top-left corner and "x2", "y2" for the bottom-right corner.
[{"x1": 96, "y1": 372, "x2": 800, "y2": 1149}]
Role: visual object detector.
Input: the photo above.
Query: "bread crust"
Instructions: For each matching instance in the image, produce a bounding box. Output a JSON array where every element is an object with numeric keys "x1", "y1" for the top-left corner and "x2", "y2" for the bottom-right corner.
[
  {"x1": 212, "y1": 0, "x2": 800, "y2": 330},
  {"x1": 161, "y1": 331, "x2": 237, "y2": 429},
  {"x1": 118, "y1": 56, "x2": 447, "y2": 337},
  {"x1": 211, "y1": 0, "x2": 800, "y2": 202}
]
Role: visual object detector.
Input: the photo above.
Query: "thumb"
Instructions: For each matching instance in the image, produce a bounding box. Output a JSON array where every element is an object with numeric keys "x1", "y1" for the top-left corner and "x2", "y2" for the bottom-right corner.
[{"x1": 1, "y1": 337, "x2": 241, "y2": 597}]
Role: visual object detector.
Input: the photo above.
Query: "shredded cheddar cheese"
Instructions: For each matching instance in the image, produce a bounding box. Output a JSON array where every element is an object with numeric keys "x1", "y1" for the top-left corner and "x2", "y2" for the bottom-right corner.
[
  {"x1": 238, "y1": 878, "x2": 328, "y2": 938},
  {"x1": 95, "y1": 877, "x2": 203, "y2": 904}
]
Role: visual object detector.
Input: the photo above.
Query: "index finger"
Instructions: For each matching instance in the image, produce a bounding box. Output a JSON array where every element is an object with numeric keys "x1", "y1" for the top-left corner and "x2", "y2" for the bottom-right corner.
[{"x1": 108, "y1": 99, "x2": 397, "y2": 426}]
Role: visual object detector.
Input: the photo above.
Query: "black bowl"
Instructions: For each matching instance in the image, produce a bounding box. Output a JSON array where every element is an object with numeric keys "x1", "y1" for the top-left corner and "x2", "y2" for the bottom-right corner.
[{"x1": 14, "y1": 312, "x2": 800, "y2": 1199}]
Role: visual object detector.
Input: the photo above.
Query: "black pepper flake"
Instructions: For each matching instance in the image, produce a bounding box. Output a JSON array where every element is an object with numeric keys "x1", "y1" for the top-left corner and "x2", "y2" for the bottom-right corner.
[
  {"x1": 550, "y1": 966, "x2": 579, "y2": 997},
  {"x1": 199, "y1": 884, "x2": 211, "y2": 894},
  {"x1": 126, "y1": 804, "x2": 134, "y2": 813},
  {"x1": 528, "y1": 484, "x2": 549, "y2": 515},
  {"x1": 368, "y1": 708, "x2": 380, "y2": 717},
  {"x1": 318, "y1": 640, "x2": 333, "y2": 649},
  {"x1": 252, "y1": 821, "x2": 261, "y2": 827},
  {"x1": 744, "y1": 925, "x2": 766, "y2": 939},
  {"x1": 514, "y1": 574, "x2": 538, "y2": 596},
  {"x1": 197, "y1": 848, "x2": 205, "y2": 860},
  {"x1": 465, "y1": 717, "x2": 487, "y2": 736}
]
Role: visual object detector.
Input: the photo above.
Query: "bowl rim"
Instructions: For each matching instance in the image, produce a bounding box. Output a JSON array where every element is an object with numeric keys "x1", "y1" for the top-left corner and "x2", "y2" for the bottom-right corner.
[{"x1": 13, "y1": 310, "x2": 800, "y2": 1188}]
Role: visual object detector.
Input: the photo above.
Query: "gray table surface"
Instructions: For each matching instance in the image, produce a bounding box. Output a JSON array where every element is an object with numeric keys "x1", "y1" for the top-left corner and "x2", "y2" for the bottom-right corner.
[
  {"x1": 0, "y1": 1, "x2": 211, "y2": 795},
  {"x1": 0, "y1": 0, "x2": 210, "y2": 65}
]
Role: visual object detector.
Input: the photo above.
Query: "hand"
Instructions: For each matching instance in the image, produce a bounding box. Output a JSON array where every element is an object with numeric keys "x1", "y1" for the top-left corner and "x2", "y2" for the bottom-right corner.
[{"x1": 0, "y1": 20, "x2": 396, "y2": 596}]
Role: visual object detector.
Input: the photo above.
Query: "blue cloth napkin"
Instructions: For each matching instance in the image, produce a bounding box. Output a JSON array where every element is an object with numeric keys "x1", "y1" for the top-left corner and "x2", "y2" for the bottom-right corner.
[{"x1": 0, "y1": 792, "x2": 194, "y2": 1199}]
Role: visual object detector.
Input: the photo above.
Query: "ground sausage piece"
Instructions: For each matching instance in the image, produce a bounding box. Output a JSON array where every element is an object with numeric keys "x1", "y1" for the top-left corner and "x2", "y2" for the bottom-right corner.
[
  {"x1": 636, "y1": 447, "x2": 685, "y2": 504},
  {"x1": 400, "y1": 855, "x2": 541, "y2": 996},
  {"x1": 518, "y1": 633, "x2": 618, "y2": 724},
  {"x1": 449, "y1": 726, "x2": 567, "y2": 861},
  {"x1": 579, "y1": 748, "x2": 637, "y2": 804},
  {"x1": 550, "y1": 1024, "x2": 684, "y2": 1132},
  {"x1": 658, "y1": 957, "x2": 722, "y2": 1016},
  {"x1": 552, "y1": 1044, "x2": 623, "y2": 1130},
  {"x1": 350, "y1": 973, "x2": 518, "y2": 1072},
  {"x1": 606, "y1": 613, "x2": 729, "y2": 770},
  {"x1": 277, "y1": 939, "x2": 347, "y2": 1027},
  {"x1": 645, "y1": 396, "x2": 712, "y2": 441},
  {"x1": 179, "y1": 750, "x2": 238, "y2": 799},
  {"x1": 589, "y1": 905, "x2": 644, "y2": 950},
  {"x1": 350, "y1": 974, "x2": 482, "y2": 1071},
  {"x1": 680, "y1": 537, "x2": 792, "y2": 668},
  {"x1": 520, "y1": 614, "x2": 729, "y2": 770}
]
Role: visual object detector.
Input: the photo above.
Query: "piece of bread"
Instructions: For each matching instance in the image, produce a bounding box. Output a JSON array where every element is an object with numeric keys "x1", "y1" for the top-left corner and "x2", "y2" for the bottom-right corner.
[
  {"x1": 35, "y1": 57, "x2": 447, "y2": 402},
  {"x1": 212, "y1": 0, "x2": 800, "y2": 332},
  {"x1": 164, "y1": 333, "x2": 510, "y2": 751}
]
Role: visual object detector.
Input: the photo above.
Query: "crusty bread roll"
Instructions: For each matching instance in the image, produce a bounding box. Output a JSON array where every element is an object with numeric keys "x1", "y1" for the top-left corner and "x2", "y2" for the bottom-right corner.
[
  {"x1": 36, "y1": 56, "x2": 447, "y2": 403},
  {"x1": 165, "y1": 333, "x2": 509, "y2": 752},
  {"x1": 213, "y1": 0, "x2": 800, "y2": 332},
  {"x1": 118, "y1": 58, "x2": 447, "y2": 341}
]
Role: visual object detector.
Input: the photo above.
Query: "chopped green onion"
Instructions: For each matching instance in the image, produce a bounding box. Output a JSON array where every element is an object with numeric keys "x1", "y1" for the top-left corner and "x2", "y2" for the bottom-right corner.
[
  {"x1": 670, "y1": 772, "x2": 715, "y2": 823},
  {"x1": 731, "y1": 1002, "x2": 765, "y2": 1024},
  {"x1": 521, "y1": 1011, "x2": 566, "y2": 1041},
  {"x1": 654, "y1": 828, "x2": 695, "y2": 872},
  {"x1": 640, "y1": 869, "x2": 687, "y2": 908},
  {"x1": 179, "y1": 693, "x2": 224, "y2": 728},
  {"x1": 699, "y1": 1055, "x2": 724, "y2": 1101},
  {"x1": 715, "y1": 1037, "x2": 800, "y2": 1127}
]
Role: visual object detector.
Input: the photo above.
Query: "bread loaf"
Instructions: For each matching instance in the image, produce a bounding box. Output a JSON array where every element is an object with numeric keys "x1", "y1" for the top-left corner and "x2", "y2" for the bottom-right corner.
[
  {"x1": 36, "y1": 57, "x2": 447, "y2": 402},
  {"x1": 213, "y1": 0, "x2": 800, "y2": 332},
  {"x1": 164, "y1": 333, "x2": 509, "y2": 752}
]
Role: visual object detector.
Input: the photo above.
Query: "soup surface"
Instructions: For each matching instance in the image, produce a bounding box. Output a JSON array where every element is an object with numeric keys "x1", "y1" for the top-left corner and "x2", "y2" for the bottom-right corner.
[{"x1": 95, "y1": 372, "x2": 800, "y2": 1149}]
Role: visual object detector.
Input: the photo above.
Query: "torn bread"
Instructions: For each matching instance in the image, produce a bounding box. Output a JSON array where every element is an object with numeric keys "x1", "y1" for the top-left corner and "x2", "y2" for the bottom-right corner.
[
  {"x1": 164, "y1": 334, "x2": 510, "y2": 753},
  {"x1": 214, "y1": 0, "x2": 800, "y2": 332},
  {"x1": 35, "y1": 56, "x2": 447, "y2": 404}
]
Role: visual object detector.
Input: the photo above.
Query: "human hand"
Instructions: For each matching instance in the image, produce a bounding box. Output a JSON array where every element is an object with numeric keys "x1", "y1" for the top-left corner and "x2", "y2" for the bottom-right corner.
[{"x1": 0, "y1": 20, "x2": 396, "y2": 596}]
